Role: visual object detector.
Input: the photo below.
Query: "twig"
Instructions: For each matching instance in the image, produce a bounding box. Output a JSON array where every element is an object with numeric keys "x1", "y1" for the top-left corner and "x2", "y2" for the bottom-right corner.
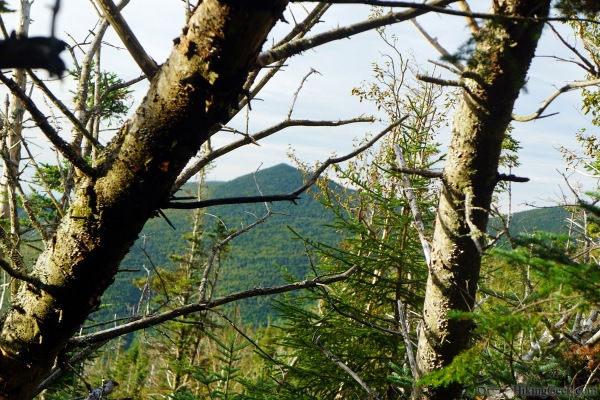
[
  {"x1": 314, "y1": 336, "x2": 381, "y2": 400},
  {"x1": 27, "y1": 70, "x2": 102, "y2": 149},
  {"x1": 0, "y1": 72, "x2": 96, "y2": 177},
  {"x1": 287, "y1": 68, "x2": 321, "y2": 119},
  {"x1": 411, "y1": 18, "x2": 463, "y2": 72},
  {"x1": 198, "y1": 210, "x2": 272, "y2": 300},
  {"x1": 168, "y1": 119, "x2": 401, "y2": 210},
  {"x1": 512, "y1": 79, "x2": 600, "y2": 122},
  {"x1": 172, "y1": 117, "x2": 374, "y2": 194}
]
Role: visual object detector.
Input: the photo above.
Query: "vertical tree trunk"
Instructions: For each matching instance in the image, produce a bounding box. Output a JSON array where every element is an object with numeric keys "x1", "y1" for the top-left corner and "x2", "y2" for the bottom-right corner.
[{"x1": 413, "y1": 1, "x2": 550, "y2": 398}]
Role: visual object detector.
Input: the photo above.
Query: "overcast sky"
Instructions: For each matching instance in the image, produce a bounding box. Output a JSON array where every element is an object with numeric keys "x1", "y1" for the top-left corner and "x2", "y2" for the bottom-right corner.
[{"x1": 6, "y1": 0, "x2": 599, "y2": 212}]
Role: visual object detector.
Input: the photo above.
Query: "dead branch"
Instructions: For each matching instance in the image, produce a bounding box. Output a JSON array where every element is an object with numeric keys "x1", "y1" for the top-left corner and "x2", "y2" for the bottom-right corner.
[
  {"x1": 411, "y1": 18, "x2": 463, "y2": 72},
  {"x1": 547, "y1": 23, "x2": 597, "y2": 76},
  {"x1": 397, "y1": 300, "x2": 418, "y2": 379},
  {"x1": 457, "y1": 0, "x2": 479, "y2": 34},
  {"x1": 0, "y1": 252, "x2": 45, "y2": 289},
  {"x1": 315, "y1": 336, "x2": 381, "y2": 400},
  {"x1": 390, "y1": 166, "x2": 442, "y2": 178},
  {"x1": 27, "y1": 70, "x2": 102, "y2": 150},
  {"x1": 496, "y1": 173, "x2": 530, "y2": 183},
  {"x1": 512, "y1": 79, "x2": 600, "y2": 122},
  {"x1": 393, "y1": 144, "x2": 433, "y2": 267},
  {"x1": 95, "y1": 0, "x2": 158, "y2": 78},
  {"x1": 240, "y1": 4, "x2": 330, "y2": 113},
  {"x1": 258, "y1": 0, "x2": 458, "y2": 66},
  {"x1": 67, "y1": 265, "x2": 359, "y2": 346},
  {"x1": 287, "y1": 68, "x2": 321, "y2": 119},
  {"x1": 172, "y1": 117, "x2": 374, "y2": 192},
  {"x1": 416, "y1": 74, "x2": 463, "y2": 87},
  {"x1": 168, "y1": 119, "x2": 402, "y2": 210},
  {"x1": 291, "y1": 0, "x2": 600, "y2": 25},
  {"x1": 198, "y1": 209, "x2": 273, "y2": 300},
  {"x1": 0, "y1": 72, "x2": 97, "y2": 177}
]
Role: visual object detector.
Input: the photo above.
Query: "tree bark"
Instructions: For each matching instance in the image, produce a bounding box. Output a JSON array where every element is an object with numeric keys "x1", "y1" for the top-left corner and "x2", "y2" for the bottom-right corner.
[
  {"x1": 0, "y1": 1, "x2": 286, "y2": 398},
  {"x1": 413, "y1": 1, "x2": 550, "y2": 398}
]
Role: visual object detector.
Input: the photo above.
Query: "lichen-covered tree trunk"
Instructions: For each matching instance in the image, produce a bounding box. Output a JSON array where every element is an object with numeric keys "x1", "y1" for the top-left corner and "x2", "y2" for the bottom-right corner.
[
  {"x1": 413, "y1": 1, "x2": 550, "y2": 398},
  {"x1": 0, "y1": 1, "x2": 286, "y2": 398}
]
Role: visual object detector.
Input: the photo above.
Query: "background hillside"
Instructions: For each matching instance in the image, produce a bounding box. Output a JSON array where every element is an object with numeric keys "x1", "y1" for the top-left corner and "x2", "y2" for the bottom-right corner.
[
  {"x1": 92, "y1": 164, "x2": 572, "y2": 328},
  {"x1": 94, "y1": 164, "x2": 343, "y2": 326}
]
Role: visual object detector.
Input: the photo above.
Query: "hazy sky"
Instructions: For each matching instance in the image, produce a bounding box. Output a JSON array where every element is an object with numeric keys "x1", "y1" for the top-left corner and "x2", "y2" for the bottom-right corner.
[{"x1": 5, "y1": 0, "x2": 599, "y2": 212}]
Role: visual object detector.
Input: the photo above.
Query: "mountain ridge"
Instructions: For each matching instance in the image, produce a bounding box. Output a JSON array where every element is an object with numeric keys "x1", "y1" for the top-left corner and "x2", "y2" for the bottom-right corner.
[{"x1": 93, "y1": 164, "x2": 571, "y2": 327}]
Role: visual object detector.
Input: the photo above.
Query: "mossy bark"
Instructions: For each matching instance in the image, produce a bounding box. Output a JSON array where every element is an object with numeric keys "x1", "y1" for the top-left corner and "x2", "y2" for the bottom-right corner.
[
  {"x1": 0, "y1": 1, "x2": 286, "y2": 398},
  {"x1": 413, "y1": 1, "x2": 550, "y2": 398}
]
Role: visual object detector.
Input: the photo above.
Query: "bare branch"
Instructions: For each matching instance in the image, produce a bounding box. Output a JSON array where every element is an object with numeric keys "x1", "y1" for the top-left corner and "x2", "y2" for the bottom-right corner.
[
  {"x1": 94, "y1": 0, "x2": 158, "y2": 78},
  {"x1": 258, "y1": 0, "x2": 458, "y2": 66},
  {"x1": 512, "y1": 79, "x2": 600, "y2": 122},
  {"x1": 172, "y1": 117, "x2": 374, "y2": 192},
  {"x1": 314, "y1": 336, "x2": 381, "y2": 400},
  {"x1": 416, "y1": 74, "x2": 463, "y2": 87},
  {"x1": 411, "y1": 19, "x2": 463, "y2": 72},
  {"x1": 0, "y1": 72, "x2": 97, "y2": 177},
  {"x1": 393, "y1": 144, "x2": 432, "y2": 267},
  {"x1": 397, "y1": 300, "x2": 418, "y2": 379},
  {"x1": 239, "y1": 4, "x2": 331, "y2": 113},
  {"x1": 27, "y1": 70, "x2": 102, "y2": 150},
  {"x1": 291, "y1": 0, "x2": 600, "y2": 25},
  {"x1": 457, "y1": 0, "x2": 479, "y2": 33},
  {"x1": 35, "y1": 340, "x2": 111, "y2": 396},
  {"x1": 390, "y1": 166, "x2": 442, "y2": 178},
  {"x1": 496, "y1": 173, "x2": 529, "y2": 183},
  {"x1": 0, "y1": 249, "x2": 45, "y2": 289},
  {"x1": 68, "y1": 265, "x2": 359, "y2": 345},
  {"x1": 170, "y1": 119, "x2": 403, "y2": 210},
  {"x1": 547, "y1": 23, "x2": 597, "y2": 76}
]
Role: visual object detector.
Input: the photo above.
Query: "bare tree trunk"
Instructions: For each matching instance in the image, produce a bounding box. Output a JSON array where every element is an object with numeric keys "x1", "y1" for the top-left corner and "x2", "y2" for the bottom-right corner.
[
  {"x1": 413, "y1": 1, "x2": 550, "y2": 398},
  {"x1": 0, "y1": 2, "x2": 286, "y2": 398},
  {"x1": 0, "y1": 0, "x2": 31, "y2": 297}
]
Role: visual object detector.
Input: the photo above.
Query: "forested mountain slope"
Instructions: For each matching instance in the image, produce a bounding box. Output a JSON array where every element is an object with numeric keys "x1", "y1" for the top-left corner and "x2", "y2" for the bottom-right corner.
[
  {"x1": 94, "y1": 164, "x2": 343, "y2": 326},
  {"x1": 93, "y1": 164, "x2": 571, "y2": 327}
]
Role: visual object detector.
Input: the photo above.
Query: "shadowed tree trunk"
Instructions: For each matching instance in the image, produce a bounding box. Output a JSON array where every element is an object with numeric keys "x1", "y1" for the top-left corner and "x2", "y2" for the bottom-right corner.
[
  {"x1": 0, "y1": 1, "x2": 286, "y2": 398},
  {"x1": 412, "y1": 1, "x2": 551, "y2": 399}
]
